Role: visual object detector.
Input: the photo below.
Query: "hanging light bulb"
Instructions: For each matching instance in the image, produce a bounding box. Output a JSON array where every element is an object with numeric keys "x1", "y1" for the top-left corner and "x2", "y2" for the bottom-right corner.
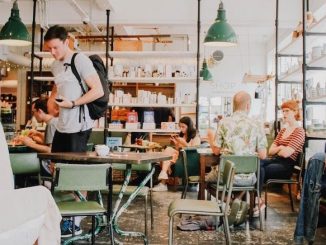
[
  {"x1": 0, "y1": 0, "x2": 31, "y2": 46},
  {"x1": 200, "y1": 58, "x2": 213, "y2": 81},
  {"x1": 204, "y1": 1, "x2": 237, "y2": 47}
]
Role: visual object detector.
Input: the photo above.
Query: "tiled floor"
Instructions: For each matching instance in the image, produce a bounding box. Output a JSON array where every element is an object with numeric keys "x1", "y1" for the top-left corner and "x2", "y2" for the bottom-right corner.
[{"x1": 73, "y1": 187, "x2": 326, "y2": 245}]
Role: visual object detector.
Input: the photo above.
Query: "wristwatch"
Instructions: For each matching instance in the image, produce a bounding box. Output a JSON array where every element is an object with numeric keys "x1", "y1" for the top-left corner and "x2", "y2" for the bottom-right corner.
[{"x1": 71, "y1": 101, "x2": 76, "y2": 109}]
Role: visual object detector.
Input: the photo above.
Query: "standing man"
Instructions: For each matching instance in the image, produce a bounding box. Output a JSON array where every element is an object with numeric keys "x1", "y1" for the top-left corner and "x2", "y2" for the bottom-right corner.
[
  {"x1": 44, "y1": 25, "x2": 103, "y2": 153},
  {"x1": 44, "y1": 25, "x2": 103, "y2": 236}
]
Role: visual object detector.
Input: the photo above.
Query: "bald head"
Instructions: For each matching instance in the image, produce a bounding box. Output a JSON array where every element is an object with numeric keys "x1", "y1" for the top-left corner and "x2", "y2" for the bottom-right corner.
[{"x1": 233, "y1": 91, "x2": 251, "y2": 112}]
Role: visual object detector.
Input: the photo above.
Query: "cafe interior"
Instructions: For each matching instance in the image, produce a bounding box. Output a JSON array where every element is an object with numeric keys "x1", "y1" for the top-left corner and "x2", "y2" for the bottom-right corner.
[{"x1": 0, "y1": 0, "x2": 326, "y2": 244}]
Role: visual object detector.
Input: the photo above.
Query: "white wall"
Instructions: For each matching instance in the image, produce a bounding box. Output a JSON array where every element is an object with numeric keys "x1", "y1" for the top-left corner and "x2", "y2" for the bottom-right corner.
[{"x1": 200, "y1": 39, "x2": 267, "y2": 119}]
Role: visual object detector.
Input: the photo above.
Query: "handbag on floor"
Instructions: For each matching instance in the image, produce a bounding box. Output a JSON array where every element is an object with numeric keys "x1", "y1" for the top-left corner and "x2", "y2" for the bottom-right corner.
[{"x1": 227, "y1": 199, "x2": 248, "y2": 226}]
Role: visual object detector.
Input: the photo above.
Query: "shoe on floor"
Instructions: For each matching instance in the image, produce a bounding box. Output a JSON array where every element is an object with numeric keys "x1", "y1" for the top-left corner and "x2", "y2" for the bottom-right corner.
[
  {"x1": 205, "y1": 166, "x2": 219, "y2": 182},
  {"x1": 253, "y1": 203, "x2": 266, "y2": 218},
  {"x1": 152, "y1": 183, "x2": 168, "y2": 192},
  {"x1": 61, "y1": 219, "x2": 82, "y2": 238}
]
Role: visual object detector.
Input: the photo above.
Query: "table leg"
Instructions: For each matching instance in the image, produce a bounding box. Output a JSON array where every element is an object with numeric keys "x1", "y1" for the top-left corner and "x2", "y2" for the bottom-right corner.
[
  {"x1": 112, "y1": 164, "x2": 155, "y2": 245},
  {"x1": 198, "y1": 156, "x2": 206, "y2": 200}
]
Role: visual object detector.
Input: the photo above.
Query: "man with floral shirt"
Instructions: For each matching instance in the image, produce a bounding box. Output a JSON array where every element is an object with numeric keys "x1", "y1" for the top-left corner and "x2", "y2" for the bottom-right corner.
[
  {"x1": 207, "y1": 90, "x2": 267, "y2": 159},
  {"x1": 206, "y1": 91, "x2": 268, "y2": 218}
]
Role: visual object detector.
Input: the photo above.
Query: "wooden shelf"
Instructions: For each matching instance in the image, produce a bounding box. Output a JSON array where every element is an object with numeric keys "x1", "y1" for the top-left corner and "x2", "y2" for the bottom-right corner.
[
  {"x1": 109, "y1": 77, "x2": 196, "y2": 83},
  {"x1": 306, "y1": 132, "x2": 326, "y2": 139},
  {"x1": 279, "y1": 53, "x2": 326, "y2": 81},
  {"x1": 108, "y1": 51, "x2": 197, "y2": 58},
  {"x1": 29, "y1": 76, "x2": 55, "y2": 82},
  {"x1": 112, "y1": 84, "x2": 137, "y2": 88},
  {"x1": 29, "y1": 51, "x2": 197, "y2": 59},
  {"x1": 307, "y1": 95, "x2": 326, "y2": 102},
  {"x1": 279, "y1": 8, "x2": 326, "y2": 55},
  {"x1": 108, "y1": 103, "x2": 196, "y2": 108},
  {"x1": 106, "y1": 128, "x2": 180, "y2": 133}
]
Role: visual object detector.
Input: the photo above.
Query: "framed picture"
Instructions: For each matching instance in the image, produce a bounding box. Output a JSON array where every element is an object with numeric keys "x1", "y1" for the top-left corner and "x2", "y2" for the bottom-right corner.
[{"x1": 0, "y1": 67, "x2": 7, "y2": 77}]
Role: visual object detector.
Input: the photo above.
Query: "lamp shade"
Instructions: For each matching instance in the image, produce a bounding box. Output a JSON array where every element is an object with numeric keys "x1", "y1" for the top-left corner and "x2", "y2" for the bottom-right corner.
[
  {"x1": 0, "y1": 1, "x2": 31, "y2": 46},
  {"x1": 204, "y1": 2, "x2": 237, "y2": 47},
  {"x1": 200, "y1": 59, "x2": 213, "y2": 81}
]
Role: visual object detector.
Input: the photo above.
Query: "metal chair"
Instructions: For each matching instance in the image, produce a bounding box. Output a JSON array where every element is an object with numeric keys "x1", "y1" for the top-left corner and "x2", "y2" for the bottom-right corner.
[
  {"x1": 171, "y1": 147, "x2": 200, "y2": 199},
  {"x1": 9, "y1": 152, "x2": 41, "y2": 186},
  {"x1": 168, "y1": 160, "x2": 235, "y2": 245},
  {"x1": 112, "y1": 162, "x2": 153, "y2": 236},
  {"x1": 264, "y1": 152, "x2": 305, "y2": 218},
  {"x1": 52, "y1": 163, "x2": 113, "y2": 245},
  {"x1": 206, "y1": 155, "x2": 263, "y2": 230}
]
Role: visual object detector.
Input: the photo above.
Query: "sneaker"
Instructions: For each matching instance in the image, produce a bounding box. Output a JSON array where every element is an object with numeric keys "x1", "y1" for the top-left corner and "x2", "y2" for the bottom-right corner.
[
  {"x1": 205, "y1": 166, "x2": 219, "y2": 182},
  {"x1": 158, "y1": 171, "x2": 169, "y2": 180},
  {"x1": 152, "y1": 183, "x2": 168, "y2": 192},
  {"x1": 61, "y1": 219, "x2": 82, "y2": 238},
  {"x1": 41, "y1": 160, "x2": 52, "y2": 176}
]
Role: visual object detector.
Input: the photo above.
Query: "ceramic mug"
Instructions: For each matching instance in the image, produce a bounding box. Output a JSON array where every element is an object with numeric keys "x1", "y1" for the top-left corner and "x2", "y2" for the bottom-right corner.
[
  {"x1": 113, "y1": 64, "x2": 123, "y2": 77},
  {"x1": 95, "y1": 144, "x2": 110, "y2": 156}
]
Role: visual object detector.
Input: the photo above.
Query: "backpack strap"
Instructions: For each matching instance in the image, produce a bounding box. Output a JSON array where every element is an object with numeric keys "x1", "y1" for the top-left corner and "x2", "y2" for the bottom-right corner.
[
  {"x1": 70, "y1": 53, "x2": 86, "y2": 123},
  {"x1": 70, "y1": 53, "x2": 87, "y2": 95}
]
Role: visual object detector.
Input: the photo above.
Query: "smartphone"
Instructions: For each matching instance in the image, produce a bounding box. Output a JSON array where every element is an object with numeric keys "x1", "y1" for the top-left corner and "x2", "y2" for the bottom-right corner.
[
  {"x1": 170, "y1": 134, "x2": 178, "y2": 139},
  {"x1": 55, "y1": 98, "x2": 63, "y2": 102}
]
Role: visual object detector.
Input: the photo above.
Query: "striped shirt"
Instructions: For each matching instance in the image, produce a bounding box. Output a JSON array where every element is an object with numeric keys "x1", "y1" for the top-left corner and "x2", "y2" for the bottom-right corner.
[{"x1": 274, "y1": 127, "x2": 305, "y2": 161}]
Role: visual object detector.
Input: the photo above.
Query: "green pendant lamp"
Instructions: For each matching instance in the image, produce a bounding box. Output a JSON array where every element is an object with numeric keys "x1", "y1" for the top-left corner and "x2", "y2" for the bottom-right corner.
[
  {"x1": 0, "y1": 0, "x2": 31, "y2": 46},
  {"x1": 204, "y1": 1, "x2": 237, "y2": 47},
  {"x1": 200, "y1": 58, "x2": 213, "y2": 81}
]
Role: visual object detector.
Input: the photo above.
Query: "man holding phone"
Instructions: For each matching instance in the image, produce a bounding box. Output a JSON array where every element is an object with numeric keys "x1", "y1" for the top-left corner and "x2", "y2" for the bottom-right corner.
[
  {"x1": 44, "y1": 25, "x2": 104, "y2": 236},
  {"x1": 44, "y1": 25, "x2": 103, "y2": 153}
]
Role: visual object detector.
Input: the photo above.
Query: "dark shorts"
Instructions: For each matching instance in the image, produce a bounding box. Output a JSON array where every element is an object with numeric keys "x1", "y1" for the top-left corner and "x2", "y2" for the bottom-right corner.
[{"x1": 51, "y1": 129, "x2": 92, "y2": 153}]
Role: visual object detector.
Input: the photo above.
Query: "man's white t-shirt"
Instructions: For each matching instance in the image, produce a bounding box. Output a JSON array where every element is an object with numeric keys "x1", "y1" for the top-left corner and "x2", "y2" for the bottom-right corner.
[
  {"x1": 52, "y1": 53, "x2": 97, "y2": 133},
  {"x1": 44, "y1": 117, "x2": 58, "y2": 145}
]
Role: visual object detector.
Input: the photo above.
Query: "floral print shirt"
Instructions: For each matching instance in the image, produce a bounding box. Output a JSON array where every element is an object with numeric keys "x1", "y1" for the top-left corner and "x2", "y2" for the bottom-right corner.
[{"x1": 214, "y1": 111, "x2": 267, "y2": 155}]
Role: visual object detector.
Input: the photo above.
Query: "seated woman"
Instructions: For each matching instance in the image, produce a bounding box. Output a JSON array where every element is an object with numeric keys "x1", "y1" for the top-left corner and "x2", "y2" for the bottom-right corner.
[
  {"x1": 152, "y1": 116, "x2": 201, "y2": 192},
  {"x1": 258, "y1": 100, "x2": 305, "y2": 214}
]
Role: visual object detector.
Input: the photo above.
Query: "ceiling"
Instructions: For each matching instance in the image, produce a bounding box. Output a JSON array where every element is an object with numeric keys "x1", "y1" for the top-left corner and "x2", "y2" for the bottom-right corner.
[
  {"x1": 0, "y1": 0, "x2": 325, "y2": 43},
  {"x1": 0, "y1": 0, "x2": 325, "y2": 51}
]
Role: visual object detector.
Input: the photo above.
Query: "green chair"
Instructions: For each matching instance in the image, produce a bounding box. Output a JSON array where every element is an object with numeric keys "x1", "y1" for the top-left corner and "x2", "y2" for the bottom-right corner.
[
  {"x1": 206, "y1": 155, "x2": 263, "y2": 230},
  {"x1": 171, "y1": 147, "x2": 200, "y2": 199},
  {"x1": 264, "y1": 152, "x2": 305, "y2": 218},
  {"x1": 52, "y1": 163, "x2": 113, "y2": 245},
  {"x1": 168, "y1": 160, "x2": 236, "y2": 245},
  {"x1": 112, "y1": 163, "x2": 153, "y2": 236},
  {"x1": 9, "y1": 152, "x2": 41, "y2": 186}
]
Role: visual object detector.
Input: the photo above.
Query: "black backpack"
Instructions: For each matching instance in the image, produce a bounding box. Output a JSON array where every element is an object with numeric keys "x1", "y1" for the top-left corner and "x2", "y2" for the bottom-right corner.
[{"x1": 71, "y1": 53, "x2": 110, "y2": 120}]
